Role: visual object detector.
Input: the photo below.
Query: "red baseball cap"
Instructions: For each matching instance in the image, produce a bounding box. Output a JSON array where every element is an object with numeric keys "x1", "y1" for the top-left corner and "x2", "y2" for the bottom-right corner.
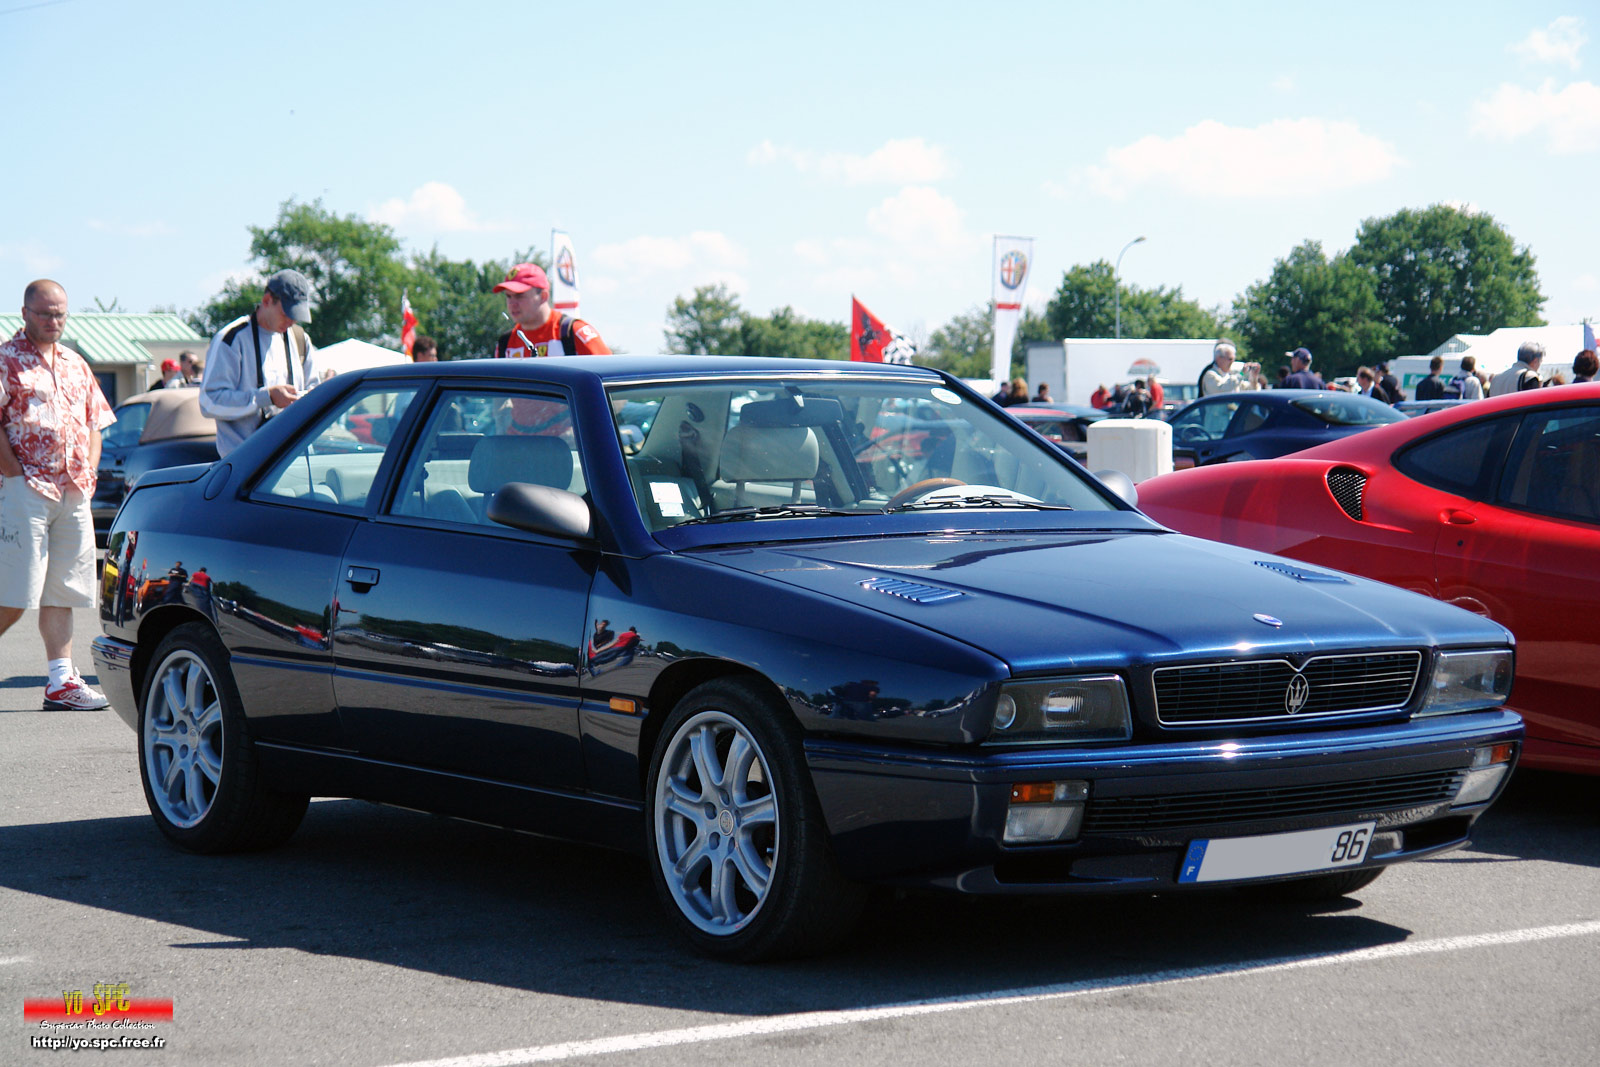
[
  {"x1": 161, "y1": 358, "x2": 181, "y2": 373},
  {"x1": 493, "y1": 263, "x2": 549, "y2": 294}
]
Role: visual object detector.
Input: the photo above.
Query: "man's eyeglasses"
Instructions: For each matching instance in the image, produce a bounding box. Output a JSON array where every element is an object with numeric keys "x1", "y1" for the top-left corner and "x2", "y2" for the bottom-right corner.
[{"x1": 23, "y1": 307, "x2": 67, "y2": 322}]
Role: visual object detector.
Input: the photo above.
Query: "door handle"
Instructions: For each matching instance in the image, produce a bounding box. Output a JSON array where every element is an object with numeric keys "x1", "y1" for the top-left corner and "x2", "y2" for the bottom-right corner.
[
  {"x1": 345, "y1": 565, "x2": 380, "y2": 590},
  {"x1": 1443, "y1": 510, "x2": 1476, "y2": 526}
]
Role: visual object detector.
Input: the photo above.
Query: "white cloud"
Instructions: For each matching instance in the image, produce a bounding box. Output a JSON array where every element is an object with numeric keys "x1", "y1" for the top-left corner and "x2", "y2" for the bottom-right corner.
[
  {"x1": 1471, "y1": 79, "x2": 1600, "y2": 153},
  {"x1": 591, "y1": 231, "x2": 748, "y2": 276},
  {"x1": 748, "y1": 137, "x2": 950, "y2": 184},
  {"x1": 1512, "y1": 16, "x2": 1586, "y2": 69},
  {"x1": 1271, "y1": 75, "x2": 1296, "y2": 94},
  {"x1": 86, "y1": 219, "x2": 173, "y2": 238},
  {"x1": 368, "y1": 182, "x2": 502, "y2": 232},
  {"x1": 866, "y1": 186, "x2": 966, "y2": 247},
  {"x1": 1085, "y1": 118, "x2": 1403, "y2": 198},
  {"x1": 0, "y1": 241, "x2": 63, "y2": 273}
]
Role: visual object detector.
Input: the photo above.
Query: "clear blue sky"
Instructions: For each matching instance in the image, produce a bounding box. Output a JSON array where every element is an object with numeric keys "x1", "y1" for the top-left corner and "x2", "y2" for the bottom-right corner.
[{"x1": 3, "y1": 0, "x2": 1595, "y2": 355}]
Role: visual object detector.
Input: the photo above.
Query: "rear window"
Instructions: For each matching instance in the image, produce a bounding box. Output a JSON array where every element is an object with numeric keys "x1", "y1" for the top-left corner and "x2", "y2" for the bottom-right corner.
[
  {"x1": 1394, "y1": 416, "x2": 1519, "y2": 498},
  {"x1": 1291, "y1": 395, "x2": 1409, "y2": 427}
]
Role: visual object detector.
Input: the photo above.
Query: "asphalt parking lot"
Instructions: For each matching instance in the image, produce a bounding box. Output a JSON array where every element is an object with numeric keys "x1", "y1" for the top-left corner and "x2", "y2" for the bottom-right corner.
[{"x1": 2, "y1": 609, "x2": 1596, "y2": 1066}]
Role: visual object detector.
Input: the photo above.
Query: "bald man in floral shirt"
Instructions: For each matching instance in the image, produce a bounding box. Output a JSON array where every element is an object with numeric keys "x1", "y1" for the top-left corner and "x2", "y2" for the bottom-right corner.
[{"x1": 0, "y1": 279, "x2": 117, "y2": 709}]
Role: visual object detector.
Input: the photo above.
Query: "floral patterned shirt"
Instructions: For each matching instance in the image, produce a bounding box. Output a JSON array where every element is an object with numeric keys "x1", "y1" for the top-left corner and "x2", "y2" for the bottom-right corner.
[{"x1": 0, "y1": 329, "x2": 116, "y2": 501}]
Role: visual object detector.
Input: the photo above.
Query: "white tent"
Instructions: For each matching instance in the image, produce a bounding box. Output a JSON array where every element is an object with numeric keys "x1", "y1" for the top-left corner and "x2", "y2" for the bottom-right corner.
[{"x1": 304, "y1": 338, "x2": 409, "y2": 383}]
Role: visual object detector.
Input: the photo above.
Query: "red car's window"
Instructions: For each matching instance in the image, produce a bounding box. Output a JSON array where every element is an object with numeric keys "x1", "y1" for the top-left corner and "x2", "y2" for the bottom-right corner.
[
  {"x1": 1394, "y1": 415, "x2": 1519, "y2": 499},
  {"x1": 1498, "y1": 406, "x2": 1600, "y2": 523}
]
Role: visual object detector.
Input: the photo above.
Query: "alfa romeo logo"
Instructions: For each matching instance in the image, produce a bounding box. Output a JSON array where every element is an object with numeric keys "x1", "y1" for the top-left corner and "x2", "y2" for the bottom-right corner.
[
  {"x1": 1285, "y1": 672, "x2": 1310, "y2": 715},
  {"x1": 556, "y1": 246, "x2": 577, "y2": 287},
  {"x1": 999, "y1": 250, "x2": 1028, "y2": 290}
]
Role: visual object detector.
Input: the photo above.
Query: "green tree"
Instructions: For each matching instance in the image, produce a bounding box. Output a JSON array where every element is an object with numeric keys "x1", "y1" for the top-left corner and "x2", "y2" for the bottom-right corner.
[
  {"x1": 1231, "y1": 240, "x2": 1395, "y2": 380},
  {"x1": 920, "y1": 304, "x2": 1050, "y2": 381},
  {"x1": 739, "y1": 307, "x2": 847, "y2": 361},
  {"x1": 1044, "y1": 261, "x2": 1224, "y2": 341},
  {"x1": 664, "y1": 284, "x2": 744, "y2": 354},
  {"x1": 193, "y1": 198, "x2": 412, "y2": 345},
  {"x1": 1347, "y1": 204, "x2": 1545, "y2": 355}
]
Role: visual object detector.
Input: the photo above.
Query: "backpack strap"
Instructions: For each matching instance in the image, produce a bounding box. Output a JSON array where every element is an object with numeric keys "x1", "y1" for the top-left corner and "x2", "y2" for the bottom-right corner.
[
  {"x1": 494, "y1": 330, "x2": 511, "y2": 358},
  {"x1": 559, "y1": 313, "x2": 575, "y2": 355}
]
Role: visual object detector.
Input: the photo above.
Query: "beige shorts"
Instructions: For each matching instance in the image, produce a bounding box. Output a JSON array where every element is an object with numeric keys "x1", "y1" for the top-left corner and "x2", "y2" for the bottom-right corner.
[{"x1": 0, "y1": 479, "x2": 97, "y2": 610}]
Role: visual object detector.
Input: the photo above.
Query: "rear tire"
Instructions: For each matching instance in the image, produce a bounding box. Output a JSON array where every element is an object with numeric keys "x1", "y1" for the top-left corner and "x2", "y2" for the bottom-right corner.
[
  {"x1": 138, "y1": 623, "x2": 307, "y2": 853},
  {"x1": 646, "y1": 678, "x2": 865, "y2": 961}
]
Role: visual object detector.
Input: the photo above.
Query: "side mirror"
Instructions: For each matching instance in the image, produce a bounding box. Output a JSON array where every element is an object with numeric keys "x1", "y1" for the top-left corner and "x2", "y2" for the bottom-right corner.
[
  {"x1": 487, "y1": 482, "x2": 594, "y2": 540},
  {"x1": 1093, "y1": 469, "x2": 1138, "y2": 508}
]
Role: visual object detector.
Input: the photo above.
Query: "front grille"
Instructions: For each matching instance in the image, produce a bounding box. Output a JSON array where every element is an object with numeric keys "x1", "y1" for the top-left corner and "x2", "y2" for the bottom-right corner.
[
  {"x1": 1083, "y1": 768, "x2": 1465, "y2": 833},
  {"x1": 1155, "y1": 651, "x2": 1421, "y2": 724},
  {"x1": 1327, "y1": 467, "x2": 1367, "y2": 521}
]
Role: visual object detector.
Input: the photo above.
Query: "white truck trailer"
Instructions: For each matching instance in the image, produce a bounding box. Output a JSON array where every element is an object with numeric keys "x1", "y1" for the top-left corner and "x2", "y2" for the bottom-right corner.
[{"x1": 1027, "y1": 338, "x2": 1219, "y2": 409}]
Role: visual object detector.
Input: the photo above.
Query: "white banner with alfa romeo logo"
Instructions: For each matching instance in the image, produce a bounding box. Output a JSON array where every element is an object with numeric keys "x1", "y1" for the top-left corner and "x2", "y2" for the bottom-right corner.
[
  {"x1": 551, "y1": 229, "x2": 580, "y2": 312},
  {"x1": 991, "y1": 235, "x2": 1033, "y2": 386}
]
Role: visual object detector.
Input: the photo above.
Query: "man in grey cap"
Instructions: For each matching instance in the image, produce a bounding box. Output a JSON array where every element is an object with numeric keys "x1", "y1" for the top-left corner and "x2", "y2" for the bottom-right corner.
[
  {"x1": 199, "y1": 269, "x2": 317, "y2": 456},
  {"x1": 1490, "y1": 341, "x2": 1544, "y2": 396}
]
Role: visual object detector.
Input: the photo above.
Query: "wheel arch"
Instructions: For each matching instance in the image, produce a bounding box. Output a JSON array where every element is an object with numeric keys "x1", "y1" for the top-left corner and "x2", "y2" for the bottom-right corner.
[
  {"x1": 133, "y1": 606, "x2": 217, "y2": 707},
  {"x1": 639, "y1": 659, "x2": 792, "y2": 789}
]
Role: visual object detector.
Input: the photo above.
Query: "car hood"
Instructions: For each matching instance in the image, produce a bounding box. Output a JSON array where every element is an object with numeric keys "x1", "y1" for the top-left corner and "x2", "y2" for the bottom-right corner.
[{"x1": 691, "y1": 530, "x2": 1509, "y2": 674}]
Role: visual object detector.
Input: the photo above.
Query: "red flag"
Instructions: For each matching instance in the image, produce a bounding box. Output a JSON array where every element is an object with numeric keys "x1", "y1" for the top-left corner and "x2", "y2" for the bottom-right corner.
[
  {"x1": 850, "y1": 297, "x2": 890, "y2": 362},
  {"x1": 401, "y1": 292, "x2": 418, "y2": 357}
]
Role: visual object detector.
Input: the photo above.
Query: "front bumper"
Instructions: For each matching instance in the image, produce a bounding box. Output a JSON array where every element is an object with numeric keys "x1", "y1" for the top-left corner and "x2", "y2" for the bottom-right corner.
[{"x1": 805, "y1": 710, "x2": 1523, "y2": 892}]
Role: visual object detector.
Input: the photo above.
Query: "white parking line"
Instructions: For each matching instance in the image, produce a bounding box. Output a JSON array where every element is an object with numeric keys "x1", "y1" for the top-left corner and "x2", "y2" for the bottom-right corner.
[
  {"x1": 383, "y1": 919, "x2": 1600, "y2": 1067},
  {"x1": 0, "y1": 956, "x2": 29, "y2": 966}
]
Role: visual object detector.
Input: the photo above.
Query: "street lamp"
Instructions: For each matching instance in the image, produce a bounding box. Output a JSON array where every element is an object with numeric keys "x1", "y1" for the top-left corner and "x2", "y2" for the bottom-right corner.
[{"x1": 1113, "y1": 235, "x2": 1146, "y2": 339}]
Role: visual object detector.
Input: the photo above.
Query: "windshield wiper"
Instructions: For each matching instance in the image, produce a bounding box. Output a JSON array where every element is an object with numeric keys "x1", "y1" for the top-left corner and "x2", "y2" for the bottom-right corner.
[
  {"x1": 882, "y1": 494, "x2": 1075, "y2": 514},
  {"x1": 676, "y1": 504, "x2": 868, "y2": 525}
]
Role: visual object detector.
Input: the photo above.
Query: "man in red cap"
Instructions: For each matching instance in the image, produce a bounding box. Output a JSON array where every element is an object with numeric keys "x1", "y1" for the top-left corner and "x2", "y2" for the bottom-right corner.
[
  {"x1": 491, "y1": 262, "x2": 610, "y2": 358},
  {"x1": 157, "y1": 358, "x2": 185, "y2": 388}
]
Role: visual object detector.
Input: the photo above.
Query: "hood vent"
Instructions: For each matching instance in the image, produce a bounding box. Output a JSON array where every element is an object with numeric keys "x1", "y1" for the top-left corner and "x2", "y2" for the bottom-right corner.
[
  {"x1": 1253, "y1": 560, "x2": 1349, "y2": 584},
  {"x1": 1326, "y1": 467, "x2": 1367, "y2": 521},
  {"x1": 859, "y1": 577, "x2": 966, "y2": 604}
]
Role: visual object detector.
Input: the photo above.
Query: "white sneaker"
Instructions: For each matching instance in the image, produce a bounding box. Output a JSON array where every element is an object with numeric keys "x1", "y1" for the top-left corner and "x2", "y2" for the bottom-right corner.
[{"x1": 43, "y1": 675, "x2": 110, "y2": 711}]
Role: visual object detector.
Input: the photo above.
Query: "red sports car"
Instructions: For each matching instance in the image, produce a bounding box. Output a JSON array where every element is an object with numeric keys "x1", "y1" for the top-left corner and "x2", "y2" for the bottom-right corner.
[{"x1": 1138, "y1": 384, "x2": 1600, "y2": 774}]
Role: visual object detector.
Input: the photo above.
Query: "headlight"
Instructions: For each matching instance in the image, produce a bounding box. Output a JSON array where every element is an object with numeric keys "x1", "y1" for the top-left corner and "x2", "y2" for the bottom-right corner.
[
  {"x1": 1417, "y1": 648, "x2": 1513, "y2": 717},
  {"x1": 985, "y1": 675, "x2": 1132, "y2": 744}
]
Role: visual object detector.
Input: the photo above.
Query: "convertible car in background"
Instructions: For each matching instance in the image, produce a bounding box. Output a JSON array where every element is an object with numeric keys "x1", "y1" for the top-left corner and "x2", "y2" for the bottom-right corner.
[
  {"x1": 92, "y1": 388, "x2": 218, "y2": 547},
  {"x1": 1167, "y1": 389, "x2": 1407, "y2": 468},
  {"x1": 1139, "y1": 383, "x2": 1600, "y2": 775},
  {"x1": 94, "y1": 356, "x2": 1521, "y2": 961}
]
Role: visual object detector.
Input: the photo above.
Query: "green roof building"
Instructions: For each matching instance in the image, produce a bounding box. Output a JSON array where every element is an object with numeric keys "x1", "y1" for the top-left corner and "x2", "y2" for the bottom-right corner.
[{"x1": 0, "y1": 312, "x2": 205, "y2": 405}]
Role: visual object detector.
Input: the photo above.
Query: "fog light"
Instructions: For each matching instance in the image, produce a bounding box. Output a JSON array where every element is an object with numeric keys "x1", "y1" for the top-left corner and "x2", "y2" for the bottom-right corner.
[
  {"x1": 1004, "y1": 780, "x2": 1088, "y2": 844},
  {"x1": 1454, "y1": 744, "x2": 1515, "y2": 806}
]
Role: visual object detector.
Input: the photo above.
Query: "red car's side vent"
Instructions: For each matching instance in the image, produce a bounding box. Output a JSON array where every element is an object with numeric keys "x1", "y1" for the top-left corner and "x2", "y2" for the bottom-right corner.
[{"x1": 1326, "y1": 467, "x2": 1367, "y2": 521}]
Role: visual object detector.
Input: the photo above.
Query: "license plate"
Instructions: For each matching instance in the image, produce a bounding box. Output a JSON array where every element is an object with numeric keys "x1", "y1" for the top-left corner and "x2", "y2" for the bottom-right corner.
[{"x1": 1177, "y1": 821, "x2": 1376, "y2": 883}]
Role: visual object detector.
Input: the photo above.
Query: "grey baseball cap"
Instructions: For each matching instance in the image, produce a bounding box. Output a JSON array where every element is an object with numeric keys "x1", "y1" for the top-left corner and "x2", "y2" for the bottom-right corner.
[{"x1": 265, "y1": 269, "x2": 316, "y2": 323}]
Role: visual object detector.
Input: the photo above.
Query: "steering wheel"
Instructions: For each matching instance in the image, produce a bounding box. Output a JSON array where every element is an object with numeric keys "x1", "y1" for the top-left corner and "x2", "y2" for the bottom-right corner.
[
  {"x1": 885, "y1": 477, "x2": 965, "y2": 509},
  {"x1": 1176, "y1": 424, "x2": 1210, "y2": 443}
]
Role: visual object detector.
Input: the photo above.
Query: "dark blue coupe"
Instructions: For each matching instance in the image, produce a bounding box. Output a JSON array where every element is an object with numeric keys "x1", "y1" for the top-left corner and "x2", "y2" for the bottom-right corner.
[
  {"x1": 94, "y1": 356, "x2": 1521, "y2": 961},
  {"x1": 1168, "y1": 388, "x2": 1408, "y2": 467}
]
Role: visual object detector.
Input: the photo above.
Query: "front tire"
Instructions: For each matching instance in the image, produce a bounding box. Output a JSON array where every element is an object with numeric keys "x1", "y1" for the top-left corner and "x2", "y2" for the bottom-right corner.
[
  {"x1": 138, "y1": 623, "x2": 307, "y2": 853},
  {"x1": 646, "y1": 678, "x2": 864, "y2": 961}
]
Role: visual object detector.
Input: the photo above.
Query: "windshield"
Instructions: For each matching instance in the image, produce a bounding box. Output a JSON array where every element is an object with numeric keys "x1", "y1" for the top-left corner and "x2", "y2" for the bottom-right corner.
[
  {"x1": 608, "y1": 377, "x2": 1119, "y2": 531},
  {"x1": 1292, "y1": 394, "x2": 1409, "y2": 427}
]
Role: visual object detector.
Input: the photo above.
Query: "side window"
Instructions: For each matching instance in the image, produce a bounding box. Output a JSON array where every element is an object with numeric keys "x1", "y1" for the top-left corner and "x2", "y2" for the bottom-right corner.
[
  {"x1": 254, "y1": 387, "x2": 418, "y2": 510},
  {"x1": 1228, "y1": 401, "x2": 1271, "y2": 436},
  {"x1": 1394, "y1": 415, "x2": 1519, "y2": 500},
  {"x1": 1498, "y1": 407, "x2": 1600, "y2": 523},
  {"x1": 389, "y1": 390, "x2": 586, "y2": 527},
  {"x1": 1173, "y1": 400, "x2": 1238, "y2": 442},
  {"x1": 102, "y1": 403, "x2": 150, "y2": 448}
]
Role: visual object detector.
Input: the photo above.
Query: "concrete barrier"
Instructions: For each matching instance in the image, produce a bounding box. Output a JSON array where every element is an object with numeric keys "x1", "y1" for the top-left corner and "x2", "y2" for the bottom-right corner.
[{"x1": 1087, "y1": 418, "x2": 1172, "y2": 483}]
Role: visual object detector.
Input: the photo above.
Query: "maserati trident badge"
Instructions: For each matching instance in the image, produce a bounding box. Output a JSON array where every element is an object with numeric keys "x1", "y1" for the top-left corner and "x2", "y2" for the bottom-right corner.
[
  {"x1": 1253, "y1": 613, "x2": 1283, "y2": 627},
  {"x1": 1286, "y1": 672, "x2": 1311, "y2": 715}
]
